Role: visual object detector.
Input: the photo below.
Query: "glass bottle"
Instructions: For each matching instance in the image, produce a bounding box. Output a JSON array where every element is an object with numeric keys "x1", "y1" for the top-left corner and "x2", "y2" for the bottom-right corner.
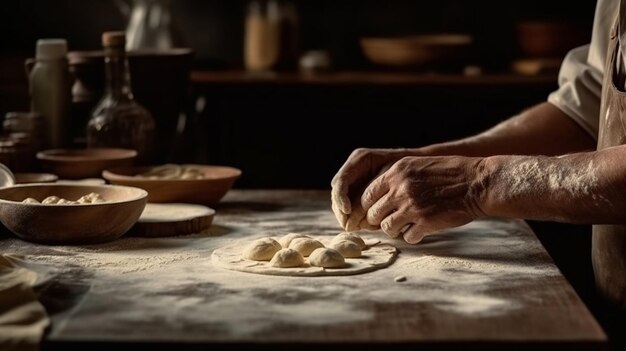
[{"x1": 86, "y1": 31, "x2": 155, "y2": 163}]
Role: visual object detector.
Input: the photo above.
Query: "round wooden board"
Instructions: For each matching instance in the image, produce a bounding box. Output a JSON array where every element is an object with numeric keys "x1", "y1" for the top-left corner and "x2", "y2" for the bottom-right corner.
[
  {"x1": 128, "y1": 203, "x2": 215, "y2": 237},
  {"x1": 212, "y1": 235, "x2": 398, "y2": 277}
]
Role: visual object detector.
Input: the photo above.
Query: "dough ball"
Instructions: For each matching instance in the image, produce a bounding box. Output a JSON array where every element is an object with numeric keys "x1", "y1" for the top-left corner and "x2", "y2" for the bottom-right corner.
[
  {"x1": 289, "y1": 238, "x2": 324, "y2": 257},
  {"x1": 77, "y1": 192, "x2": 105, "y2": 204},
  {"x1": 22, "y1": 198, "x2": 40, "y2": 204},
  {"x1": 269, "y1": 248, "x2": 305, "y2": 268},
  {"x1": 42, "y1": 196, "x2": 61, "y2": 204},
  {"x1": 242, "y1": 237, "x2": 282, "y2": 261},
  {"x1": 57, "y1": 199, "x2": 78, "y2": 205},
  {"x1": 330, "y1": 239, "x2": 362, "y2": 258},
  {"x1": 278, "y1": 233, "x2": 311, "y2": 248},
  {"x1": 332, "y1": 232, "x2": 366, "y2": 250},
  {"x1": 308, "y1": 248, "x2": 345, "y2": 268}
]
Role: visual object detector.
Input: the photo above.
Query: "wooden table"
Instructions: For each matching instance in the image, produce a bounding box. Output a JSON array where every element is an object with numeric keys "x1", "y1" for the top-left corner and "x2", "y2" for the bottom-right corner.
[{"x1": 0, "y1": 190, "x2": 607, "y2": 350}]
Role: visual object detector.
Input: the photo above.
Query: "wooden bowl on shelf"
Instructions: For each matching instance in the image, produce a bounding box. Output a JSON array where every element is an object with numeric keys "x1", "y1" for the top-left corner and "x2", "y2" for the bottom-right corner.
[
  {"x1": 37, "y1": 148, "x2": 137, "y2": 179},
  {"x1": 0, "y1": 184, "x2": 147, "y2": 244},
  {"x1": 102, "y1": 164, "x2": 242, "y2": 205},
  {"x1": 360, "y1": 34, "x2": 473, "y2": 69}
]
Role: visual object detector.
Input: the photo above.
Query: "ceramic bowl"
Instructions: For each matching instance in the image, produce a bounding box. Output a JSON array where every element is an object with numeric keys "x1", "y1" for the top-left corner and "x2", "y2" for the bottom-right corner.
[
  {"x1": 37, "y1": 148, "x2": 137, "y2": 179},
  {"x1": 14, "y1": 173, "x2": 59, "y2": 184},
  {"x1": 102, "y1": 164, "x2": 241, "y2": 205},
  {"x1": 0, "y1": 184, "x2": 147, "y2": 244},
  {"x1": 360, "y1": 34, "x2": 473, "y2": 69}
]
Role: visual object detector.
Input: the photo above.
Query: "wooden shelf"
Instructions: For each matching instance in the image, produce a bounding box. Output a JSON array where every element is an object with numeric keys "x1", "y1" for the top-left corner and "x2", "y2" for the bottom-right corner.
[{"x1": 191, "y1": 70, "x2": 557, "y2": 86}]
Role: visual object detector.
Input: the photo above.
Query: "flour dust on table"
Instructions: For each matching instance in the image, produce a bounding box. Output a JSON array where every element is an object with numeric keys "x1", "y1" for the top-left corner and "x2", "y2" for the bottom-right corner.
[{"x1": 212, "y1": 232, "x2": 398, "y2": 276}]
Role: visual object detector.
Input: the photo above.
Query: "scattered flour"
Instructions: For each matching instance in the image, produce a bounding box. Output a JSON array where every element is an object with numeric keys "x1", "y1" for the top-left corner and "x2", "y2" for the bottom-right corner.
[{"x1": 1, "y1": 208, "x2": 562, "y2": 339}]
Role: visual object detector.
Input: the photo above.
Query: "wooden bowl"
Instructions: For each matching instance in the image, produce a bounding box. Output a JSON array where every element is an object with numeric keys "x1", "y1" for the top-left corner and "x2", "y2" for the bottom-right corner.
[
  {"x1": 102, "y1": 165, "x2": 241, "y2": 205},
  {"x1": 0, "y1": 184, "x2": 147, "y2": 244},
  {"x1": 360, "y1": 34, "x2": 473, "y2": 69},
  {"x1": 37, "y1": 148, "x2": 137, "y2": 179},
  {"x1": 515, "y1": 21, "x2": 587, "y2": 58},
  {"x1": 14, "y1": 173, "x2": 58, "y2": 184}
]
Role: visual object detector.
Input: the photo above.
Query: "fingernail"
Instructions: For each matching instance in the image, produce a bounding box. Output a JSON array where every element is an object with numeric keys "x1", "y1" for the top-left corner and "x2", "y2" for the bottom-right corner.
[{"x1": 403, "y1": 231, "x2": 423, "y2": 245}]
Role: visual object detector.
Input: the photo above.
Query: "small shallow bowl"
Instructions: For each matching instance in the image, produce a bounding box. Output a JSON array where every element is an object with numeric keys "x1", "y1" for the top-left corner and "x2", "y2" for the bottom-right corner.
[
  {"x1": 0, "y1": 184, "x2": 147, "y2": 244},
  {"x1": 102, "y1": 164, "x2": 241, "y2": 205},
  {"x1": 14, "y1": 173, "x2": 59, "y2": 184},
  {"x1": 37, "y1": 148, "x2": 137, "y2": 180}
]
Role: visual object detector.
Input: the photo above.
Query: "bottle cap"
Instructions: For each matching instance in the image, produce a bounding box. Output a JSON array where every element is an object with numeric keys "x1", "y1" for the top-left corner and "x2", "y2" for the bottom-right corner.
[
  {"x1": 35, "y1": 39, "x2": 68, "y2": 60},
  {"x1": 102, "y1": 31, "x2": 126, "y2": 47}
]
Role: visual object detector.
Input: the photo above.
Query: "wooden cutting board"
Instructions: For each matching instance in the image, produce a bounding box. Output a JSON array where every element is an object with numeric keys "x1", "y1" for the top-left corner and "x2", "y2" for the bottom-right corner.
[{"x1": 129, "y1": 203, "x2": 215, "y2": 237}]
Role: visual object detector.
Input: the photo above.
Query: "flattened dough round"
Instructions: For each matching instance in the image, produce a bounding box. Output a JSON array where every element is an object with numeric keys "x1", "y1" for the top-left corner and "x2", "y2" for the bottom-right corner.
[
  {"x1": 212, "y1": 235, "x2": 398, "y2": 277},
  {"x1": 330, "y1": 239, "x2": 362, "y2": 258},
  {"x1": 242, "y1": 237, "x2": 282, "y2": 261},
  {"x1": 309, "y1": 248, "x2": 345, "y2": 268},
  {"x1": 332, "y1": 232, "x2": 366, "y2": 250},
  {"x1": 270, "y1": 248, "x2": 304, "y2": 268}
]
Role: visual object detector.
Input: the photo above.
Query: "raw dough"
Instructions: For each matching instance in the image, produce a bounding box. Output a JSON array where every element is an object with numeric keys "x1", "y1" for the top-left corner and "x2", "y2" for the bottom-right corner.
[
  {"x1": 77, "y1": 192, "x2": 105, "y2": 204},
  {"x1": 269, "y1": 248, "x2": 304, "y2": 268},
  {"x1": 308, "y1": 248, "x2": 345, "y2": 268},
  {"x1": 41, "y1": 196, "x2": 61, "y2": 205},
  {"x1": 23, "y1": 192, "x2": 106, "y2": 205},
  {"x1": 278, "y1": 233, "x2": 310, "y2": 248},
  {"x1": 330, "y1": 239, "x2": 361, "y2": 258},
  {"x1": 242, "y1": 237, "x2": 282, "y2": 261},
  {"x1": 212, "y1": 235, "x2": 398, "y2": 277},
  {"x1": 138, "y1": 164, "x2": 206, "y2": 180},
  {"x1": 332, "y1": 232, "x2": 366, "y2": 250},
  {"x1": 288, "y1": 238, "x2": 324, "y2": 257}
]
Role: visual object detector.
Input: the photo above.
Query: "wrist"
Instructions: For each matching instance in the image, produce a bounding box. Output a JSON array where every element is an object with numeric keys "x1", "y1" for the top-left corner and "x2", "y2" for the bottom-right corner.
[{"x1": 470, "y1": 155, "x2": 505, "y2": 218}]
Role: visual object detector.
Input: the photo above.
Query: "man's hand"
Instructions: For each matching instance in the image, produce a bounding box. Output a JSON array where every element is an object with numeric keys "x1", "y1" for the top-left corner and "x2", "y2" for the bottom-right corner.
[
  {"x1": 360, "y1": 156, "x2": 487, "y2": 244},
  {"x1": 331, "y1": 148, "x2": 412, "y2": 230}
]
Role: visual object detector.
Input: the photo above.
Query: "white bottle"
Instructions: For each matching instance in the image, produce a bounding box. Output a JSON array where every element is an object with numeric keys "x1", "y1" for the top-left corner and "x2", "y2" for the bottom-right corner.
[{"x1": 27, "y1": 39, "x2": 72, "y2": 149}]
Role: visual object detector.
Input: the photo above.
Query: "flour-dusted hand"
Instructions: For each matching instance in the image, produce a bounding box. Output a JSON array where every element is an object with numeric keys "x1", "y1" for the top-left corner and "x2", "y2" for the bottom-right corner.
[
  {"x1": 331, "y1": 148, "x2": 413, "y2": 230},
  {"x1": 361, "y1": 156, "x2": 487, "y2": 244}
]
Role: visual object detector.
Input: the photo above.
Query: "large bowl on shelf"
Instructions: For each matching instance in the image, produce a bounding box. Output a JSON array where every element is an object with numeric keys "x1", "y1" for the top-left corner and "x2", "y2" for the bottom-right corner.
[
  {"x1": 360, "y1": 34, "x2": 473, "y2": 69},
  {"x1": 37, "y1": 148, "x2": 137, "y2": 179},
  {"x1": 0, "y1": 184, "x2": 147, "y2": 244}
]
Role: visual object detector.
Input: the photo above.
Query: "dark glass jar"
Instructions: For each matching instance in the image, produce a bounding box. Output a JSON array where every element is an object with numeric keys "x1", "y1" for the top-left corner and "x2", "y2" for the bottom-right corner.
[{"x1": 86, "y1": 31, "x2": 155, "y2": 164}]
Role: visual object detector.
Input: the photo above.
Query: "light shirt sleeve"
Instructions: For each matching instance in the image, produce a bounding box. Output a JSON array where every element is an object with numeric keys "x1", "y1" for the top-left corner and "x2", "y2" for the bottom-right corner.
[{"x1": 547, "y1": 0, "x2": 616, "y2": 141}]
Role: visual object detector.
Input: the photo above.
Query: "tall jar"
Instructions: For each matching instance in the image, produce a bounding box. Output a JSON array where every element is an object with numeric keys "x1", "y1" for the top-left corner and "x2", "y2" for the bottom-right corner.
[
  {"x1": 244, "y1": 0, "x2": 280, "y2": 72},
  {"x1": 86, "y1": 31, "x2": 156, "y2": 164}
]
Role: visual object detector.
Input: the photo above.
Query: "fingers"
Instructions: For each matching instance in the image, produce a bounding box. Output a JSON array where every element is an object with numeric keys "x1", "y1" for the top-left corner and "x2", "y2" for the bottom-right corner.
[
  {"x1": 379, "y1": 211, "x2": 412, "y2": 238},
  {"x1": 365, "y1": 193, "x2": 396, "y2": 227},
  {"x1": 331, "y1": 179, "x2": 352, "y2": 215},
  {"x1": 402, "y1": 224, "x2": 427, "y2": 244},
  {"x1": 331, "y1": 201, "x2": 349, "y2": 229},
  {"x1": 358, "y1": 216, "x2": 379, "y2": 231},
  {"x1": 361, "y1": 176, "x2": 390, "y2": 211},
  {"x1": 345, "y1": 200, "x2": 368, "y2": 231},
  {"x1": 380, "y1": 214, "x2": 427, "y2": 244}
]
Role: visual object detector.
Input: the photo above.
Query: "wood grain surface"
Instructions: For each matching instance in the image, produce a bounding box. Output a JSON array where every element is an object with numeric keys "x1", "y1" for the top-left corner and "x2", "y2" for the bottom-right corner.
[{"x1": 128, "y1": 203, "x2": 215, "y2": 237}]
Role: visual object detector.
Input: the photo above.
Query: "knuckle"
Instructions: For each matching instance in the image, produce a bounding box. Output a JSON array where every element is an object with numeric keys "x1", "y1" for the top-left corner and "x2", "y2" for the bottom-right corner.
[{"x1": 362, "y1": 188, "x2": 375, "y2": 205}]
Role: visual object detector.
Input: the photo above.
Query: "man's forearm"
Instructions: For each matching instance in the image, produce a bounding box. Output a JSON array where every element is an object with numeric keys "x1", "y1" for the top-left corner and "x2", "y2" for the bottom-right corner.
[
  {"x1": 478, "y1": 145, "x2": 626, "y2": 224},
  {"x1": 414, "y1": 102, "x2": 597, "y2": 157}
]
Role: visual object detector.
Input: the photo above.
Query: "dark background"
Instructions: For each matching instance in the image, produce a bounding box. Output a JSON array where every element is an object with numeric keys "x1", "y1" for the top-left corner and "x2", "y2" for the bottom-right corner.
[{"x1": 1, "y1": 0, "x2": 595, "y2": 67}]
